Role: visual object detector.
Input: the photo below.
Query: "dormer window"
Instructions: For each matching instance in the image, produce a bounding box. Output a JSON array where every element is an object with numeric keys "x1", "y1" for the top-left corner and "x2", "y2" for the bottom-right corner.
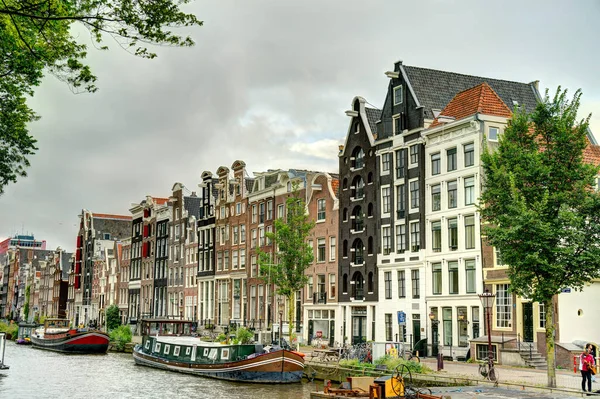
[
  {"x1": 393, "y1": 85, "x2": 403, "y2": 105},
  {"x1": 354, "y1": 122, "x2": 360, "y2": 134}
]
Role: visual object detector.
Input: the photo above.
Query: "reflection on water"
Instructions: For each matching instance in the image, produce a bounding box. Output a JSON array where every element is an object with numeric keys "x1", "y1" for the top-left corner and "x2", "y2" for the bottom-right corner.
[{"x1": 0, "y1": 341, "x2": 316, "y2": 398}]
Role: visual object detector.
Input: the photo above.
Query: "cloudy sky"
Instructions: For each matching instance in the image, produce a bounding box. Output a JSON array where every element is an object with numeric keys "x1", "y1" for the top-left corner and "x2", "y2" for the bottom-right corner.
[{"x1": 1, "y1": 0, "x2": 599, "y2": 251}]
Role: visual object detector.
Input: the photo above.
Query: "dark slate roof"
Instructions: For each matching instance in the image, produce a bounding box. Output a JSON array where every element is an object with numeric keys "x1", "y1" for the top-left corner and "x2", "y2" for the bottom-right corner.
[
  {"x1": 184, "y1": 195, "x2": 202, "y2": 219},
  {"x1": 245, "y1": 177, "x2": 254, "y2": 194},
  {"x1": 365, "y1": 107, "x2": 381, "y2": 134},
  {"x1": 403, "y1": 65, "x2": 539, "y2": 120}
]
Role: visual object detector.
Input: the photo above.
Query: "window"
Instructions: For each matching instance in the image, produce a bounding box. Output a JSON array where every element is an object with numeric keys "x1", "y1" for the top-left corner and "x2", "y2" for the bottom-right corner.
[
  {"x1": 464, "y1": 177, "x2": 475, "y2": 205},
  {"x1": 232, "y1": 225, "x2": 238, "y2": 245},
  {"x1": 277, "y1": 204, "x2": 285, "y2": 219},
  {"x1": 489, "y1": 126, "x2": 499, "y2": 141},
  {"x1": 259, "y1": 202, "x2": 265, "y2": 223},
  {"x1": 447, "y1": 148, "x2": 457, "y2": 171},
  {"x1": 396, "y1": 224, "x2": 406, "y2": 253},
  {"x1": 395, "y1": 150, "x2": 405, "y2": 179},
  {"x1": 352, "y1": 206, "x2": 364, "y2": 232},
  {"x1": 396, "y1": 185, "x2": 406, "y2": 217},
  {"x1": 472, "y1": 307, "x2": 480, "y2": 339},
  {"x1": 411, "y1": 270, "x2": 420, "y2": 299},
  {"x1": 539, "y1": 303, "x2": 546, "y2": 328},
  {"x1": 236, "y1": 202, "x2": 242, "y2": 215},
  {"x1": 251, "y1": 229, "x2": 257, "y2": 248},
  {"x1": 431, "y1": 153, "x2": 441, "y2": 175},
  {"x1": 410, "y1": 145, "x2": 418, "y2": 165},
  {"x1": 448, "y1": 180, "x2": 457, "y2": 208},
  {"x1": 318, "y1": 274, "x2": 326, "y2": 297},
  {"x1": 382, "y1": 187, "x2": 391, "y2": 214},
  {"x1": 317, "y1": 238, "x2": 326, "y2": 262},
  {"x1": 252, "y1": 204, "x2": 257, "y2": 223},
  {"x1": 251, "y1": 255, "x2": 257, "y2": 277},
  {"x1": 317, "y1": 199, "x2": 326, "y2": 221},
  {"x1": 397, "y1": 270, "x2": 405, "y2": 298},
  {"x1": 432, "y1": 263, "x2": 442, "y2": 295},
  {"x1": 307, "y1": 276, "x2": 313, "y2": 298},
  {"x1": 476, "y1": 344, "x2": 497, "y2": 361},
  {"x1": 393, "y1": 85, "x2": 403, "y2": 105},
  {"x1": 431, "y1": 221, "x2": 441, "y2": 252},
  {"x1": 382, "y1": 153, "x2": 391, "y2": 172},
  {"x1": 465, "y1": 259, "x2": 476, "y2": 293},
  {"x1": 448, "y1": 218, "x2": 458, "y2": 250},
  {"x1": 495, "y1": 247, "x2": 504, "y2": 266},
  {"x1": 352, "y1": 239, "x2": 364, "y2": 265},
  {"x1": 352, "y1": 147, "x2": 365, "y2": 169},
  {"x1": 448, "y1": 261, "x2": 458, "y2": 294},
  {"x1": 465, "y1": 215, "x2": 475, "y2": 249},
  {"x1": 393, "y1": 115, "x2": 401, "y2": 135},
  {"x1": 385, "y1": 314, "x2": 393, "y2": 341},
  {"x1": 224, "y1": 250, "x2": 229, "y2": 270},
  {"x1": 443, "y1": 307, "x2": 453, "y2": 346},
  {"x1": 464, "y1": 143, "x2": 474, "y2": 167},
  {"x1": 384, "y1": 272, "x2": 392, "y2": 299},
  {"x1": 232, "y1": 250, "x2": 238, "y2": 270},
  {"x1": 496, "y1": 284, "x2": 512, "y2": 328},
  {"x1": 352, "y1": 176, "x2": 365, "y2": 200},
  {"x1": 431, "y1": 184, "x2": 441, "y2": 211},
  {"x1": 410, "y1": 222, "x2": 420, "y2": 252},
  {"x1": 410, "y1": 181, "x2": 419, "y2": 209},
  {"x1": 240, "y1": 249, "x2": 246, "y2": 269},
  {"x1": 382, "y1": 226, "x2": 391, "y2": 255},
  {"x1": 217, "y1": 251, "x2": 223, "y2": 271},
  {"x1": 240, "y1": 224, "x2": 246, "y2": 243},
  {"x1": 329, "y1": 274, "x2": 336, "y2": 299}
]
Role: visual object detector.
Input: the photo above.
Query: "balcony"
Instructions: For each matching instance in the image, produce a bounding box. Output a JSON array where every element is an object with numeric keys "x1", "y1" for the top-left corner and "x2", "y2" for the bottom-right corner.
[{"x1": 313, "y1": 292, "x2": 327, "y2": 305}]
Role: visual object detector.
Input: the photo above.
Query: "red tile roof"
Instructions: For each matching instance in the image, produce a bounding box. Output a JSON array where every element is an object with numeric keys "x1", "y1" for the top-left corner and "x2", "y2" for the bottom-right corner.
[
  {"x1": 583, "y1": 138, "x2": 600, "y2": 166},
  {"x1": 430, "y1": 83, "x2": 513, "y2": 127},
  {"x1": 152, "y1": 197, "x2": 169, "y2": 205},
  {"x1": 92, "y1": 213, "x2": 132, "y2": 221}
]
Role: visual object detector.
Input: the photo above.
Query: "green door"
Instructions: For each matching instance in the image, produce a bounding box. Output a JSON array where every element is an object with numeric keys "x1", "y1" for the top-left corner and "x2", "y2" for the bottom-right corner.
[{"x1": 523, "y1": 302, "x2": 534, "y2": 342}]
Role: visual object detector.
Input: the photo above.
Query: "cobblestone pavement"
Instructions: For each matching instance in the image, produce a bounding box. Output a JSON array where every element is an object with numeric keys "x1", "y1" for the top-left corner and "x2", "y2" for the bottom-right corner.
[
  {"x1": 430, "y1": 385, "x2": 592, "y2": 399},
  {"x1": 420, "y1": 358, "x2": 599, "y2": 397}
]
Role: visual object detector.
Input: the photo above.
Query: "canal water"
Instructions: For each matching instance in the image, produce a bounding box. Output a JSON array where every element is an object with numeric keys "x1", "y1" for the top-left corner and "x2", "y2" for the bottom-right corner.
[{"x1": 0, "y1": 341, "x2": 317, "y2": 398}]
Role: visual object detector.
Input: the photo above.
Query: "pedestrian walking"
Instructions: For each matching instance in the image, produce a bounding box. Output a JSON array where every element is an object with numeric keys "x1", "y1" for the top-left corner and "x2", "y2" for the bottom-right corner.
[{"x1": 580, "y1": 343, "x2": 596, "y2": 393}]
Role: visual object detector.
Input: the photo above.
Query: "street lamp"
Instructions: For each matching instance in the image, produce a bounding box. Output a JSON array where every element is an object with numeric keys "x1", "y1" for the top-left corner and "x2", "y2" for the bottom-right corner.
[
  {"x1": 429, "y1": 311, "x2": 442, "y2": 370},
  {"x1": 479, "y1": 289, "x2": 496, "y2": 380}
]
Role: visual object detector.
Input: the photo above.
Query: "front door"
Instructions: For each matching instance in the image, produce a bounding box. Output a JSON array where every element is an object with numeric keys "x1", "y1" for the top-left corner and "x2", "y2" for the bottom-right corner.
[
  {"x1": 522, "y1": 302, "x2": 534, "y2": 342},
  {"x1": 352, "y1": 316, "x2": 366, "y2": 344},
  {"x1": 432, "y1": 324, "x2": 439, "y2": 356},
  {"x1": 329, "y1": 320, "x2": 335, "y2": 347},
  {"x1": 412, "y1": 320, "x2": 421, "y2": 349},
  {"x1": 308, "y1": 320, "x2": 314, "y2": 345}
]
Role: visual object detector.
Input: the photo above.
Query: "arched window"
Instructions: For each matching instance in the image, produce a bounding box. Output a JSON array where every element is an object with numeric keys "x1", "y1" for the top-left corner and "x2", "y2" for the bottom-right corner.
[
  {"x1": 343, "y1": 274, "x2": 348, "y2": 293},
  {"x1": 352, "y1": 147, "x2": 365, "y2": 169},
  {"x1": 368, "y1": 272, "x2": 374, "y2": 293},
  {"x1": 368, "y1": 203, "x2": 373, "y2": 217},
  {"x1": 354, "y1": 122, "x2": 360, "y2": 134},
  {"x1": 343, "y1": 240, "x2": 348, "y2": 257},
  {"x1": 342, "y1": 178, "x2": 348, "y2": 190},
  {"x1": 368, "y1": 172, "x2": 373, "y2": 184},
  {"x1": 352, "y1": 206, "x2": 363, "y2": 231},
  {"x1": 352, "y1": 272, "x2": 364, "y2": 300},
  {"x1": 352, "y1": 175, "x2": 364, "y2": 199},
  {"x1": 368, "y1": 236, "x2": 373, "y2": 255},
  {"x1": 343, "y1": 208, "x2": 348, "y2": 222},
  {"x1": 352, "y1": 239, "x2": 364, "y2": 265}
]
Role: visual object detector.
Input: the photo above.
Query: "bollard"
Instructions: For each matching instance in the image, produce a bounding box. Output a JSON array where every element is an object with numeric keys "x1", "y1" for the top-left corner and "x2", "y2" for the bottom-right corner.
[{"x1": 574, "y1": 355, "x2": 577, "y2": 374}]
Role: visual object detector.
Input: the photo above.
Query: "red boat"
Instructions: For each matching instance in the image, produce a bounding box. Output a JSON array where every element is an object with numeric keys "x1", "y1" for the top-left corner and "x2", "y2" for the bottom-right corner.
[{"x1": 30, "y1": 318, "x2": 109, "y2": 354}]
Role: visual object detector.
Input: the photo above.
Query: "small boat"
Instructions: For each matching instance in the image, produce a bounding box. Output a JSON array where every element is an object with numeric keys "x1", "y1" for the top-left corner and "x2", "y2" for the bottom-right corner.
[
  {"x1": 133, "y1": 319, "x2": 305, "y2": 383},
  {"x1": 16, "y1": 322, "x2": 37, "y2": 345},
  {"x1": 30, "y1": 318, "x2": 109, "y2": 354},
  {"x1": 0, "y1": 332, "x2": 9, "y2": 370}
]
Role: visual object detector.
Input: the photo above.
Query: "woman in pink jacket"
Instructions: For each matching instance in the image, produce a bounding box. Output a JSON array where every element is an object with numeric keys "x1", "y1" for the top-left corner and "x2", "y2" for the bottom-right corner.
[{"x1": 581, "y1": 343, "x2": 595, "y2": 393}]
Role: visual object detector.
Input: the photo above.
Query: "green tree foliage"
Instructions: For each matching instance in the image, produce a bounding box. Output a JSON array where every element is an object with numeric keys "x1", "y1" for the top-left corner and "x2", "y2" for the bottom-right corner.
[
  {"x1": 105, "y1": 304, "x2": 121, "y2": 332},
  {"x1": 479, "y1": 88, "x2": 600, "y2": 387},
  {"x1": 109, "y1": 325, "x2": 132, "y2": 351},
  {"x1": 23, "y1": 285, "x2": 31, "y2": 321},
  {"x1": 0, "y1": 0, "x2": 202, "y2": 194},
  {"x1": 235, "y1": 327, "x2": 254, "y2": 344},
  {"x1": 258, "y1": 182, "x2": 314, "y2": 348}
]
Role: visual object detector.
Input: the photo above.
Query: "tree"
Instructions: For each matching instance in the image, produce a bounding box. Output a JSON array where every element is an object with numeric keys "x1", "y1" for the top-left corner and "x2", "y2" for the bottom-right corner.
[
  {"x1": 258, "y1": 183, "x2": 315, "y2": 349},
  {"x1": 105, "y1": 304, "x2": 121, "y2": 332},
  {"x1": 23, "y1": 285, "x2": 31, "y2": 322},
  {"x1": 0, "y1": 0, "x2": 202, "y2": 194},
  {"x1": 479, "y1": 88, "x2": 600, "y2": 387}
]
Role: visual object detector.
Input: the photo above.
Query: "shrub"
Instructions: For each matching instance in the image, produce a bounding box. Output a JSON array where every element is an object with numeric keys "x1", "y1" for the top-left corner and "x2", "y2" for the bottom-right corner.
[
  {"x1": 109, "y1": 325, "x2": 132, "y2": 351},
  {"x1": 341, "y1": 356, "x2": 431, "y2": 374},
  {"x1": 105, "y1": 305, "x2": 121, "y2": 332},
  {"x1": 236, "y1": 327, "x2": 254, "y2": 344},
  {"x1": 0, "y1": 321, "x2": 19, "y2": 341},
  {"x1": 215, "y1": 333, "x2": 227, "y2": 343}
]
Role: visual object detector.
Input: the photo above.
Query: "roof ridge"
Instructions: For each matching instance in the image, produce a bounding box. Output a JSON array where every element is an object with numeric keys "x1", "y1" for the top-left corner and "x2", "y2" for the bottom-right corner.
[{"x1": 404, "y1": 64, "x2": 532, "y2": 86}]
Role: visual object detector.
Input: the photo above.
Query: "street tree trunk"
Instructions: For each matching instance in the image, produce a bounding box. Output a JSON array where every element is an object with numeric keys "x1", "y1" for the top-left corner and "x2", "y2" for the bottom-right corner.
[
  {"x1": 545, "y1": 298, "x2": 556, "y2": 388},
  {"x1": 287, "y1": 293, "x2": 295, "y2": 349}
]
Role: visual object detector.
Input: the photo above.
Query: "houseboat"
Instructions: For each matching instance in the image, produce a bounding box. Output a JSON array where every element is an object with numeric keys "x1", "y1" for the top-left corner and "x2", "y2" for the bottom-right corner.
[
  {"x1": 31, "y1": 318, "x2": 109, "y2": 354},
  {"x1": 16, "y1": 322, "x2": 37, "y2": 345},
  {"x1": 132, "y1": 319, "x2": 305, "y2": 383}
]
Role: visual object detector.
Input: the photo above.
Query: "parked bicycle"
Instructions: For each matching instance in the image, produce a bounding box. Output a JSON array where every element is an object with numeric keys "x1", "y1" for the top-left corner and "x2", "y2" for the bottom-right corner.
[{"x1": 478, "y1": 361, "x2": 498, "y2": 382}]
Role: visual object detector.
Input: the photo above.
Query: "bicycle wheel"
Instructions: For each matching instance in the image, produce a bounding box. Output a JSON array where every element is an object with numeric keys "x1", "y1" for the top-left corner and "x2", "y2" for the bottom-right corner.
[
  {"x1": 407, "y1": 353, "x2": 420, "y2": 363},
  {"x1": 478, "y1": 363, "x2": 488, "y2": 378},
  {"x1": 487, "y1": 366, "x2": 498, "y2": 382}
]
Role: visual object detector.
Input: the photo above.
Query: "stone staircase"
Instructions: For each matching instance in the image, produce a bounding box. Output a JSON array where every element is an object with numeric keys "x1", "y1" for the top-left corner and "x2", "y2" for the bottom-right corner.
[{"x1": 519, "y1": 341, "x2": 547, "y2": 369}]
